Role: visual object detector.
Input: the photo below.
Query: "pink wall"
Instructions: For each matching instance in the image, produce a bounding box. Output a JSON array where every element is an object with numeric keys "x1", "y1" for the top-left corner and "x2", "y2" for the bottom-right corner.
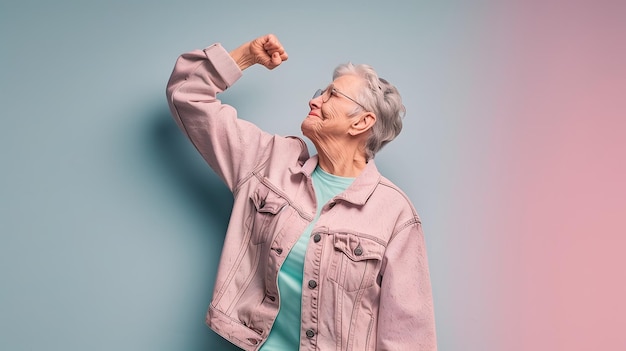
[{"x1": 482, "y1": 2, "x2": 626, "y2": 349}]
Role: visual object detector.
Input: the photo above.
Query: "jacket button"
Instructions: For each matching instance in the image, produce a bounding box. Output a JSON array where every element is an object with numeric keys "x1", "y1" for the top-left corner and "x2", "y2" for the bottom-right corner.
[
  {"x1": 275, "y1": 248, "x2": 283, "y2": 254},
  {"x1": 306, "y1": 329, "x2": 315, "y2": 338},
  {"x1": 354, "y1": 246, "x2": 363, "y2": 256},
  {"x1": 313, "y1": 234, "x2": 321, "y2": 243},
  {"x1": 308, "y1": 280, "x2": 317, "y2": 289},
  {"x1": 268, "y1": 295, "x2": 276, "y2": 301}
]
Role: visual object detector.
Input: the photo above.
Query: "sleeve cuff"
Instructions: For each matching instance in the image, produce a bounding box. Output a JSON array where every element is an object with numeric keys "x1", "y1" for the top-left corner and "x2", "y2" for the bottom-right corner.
[{"x1": 203, "y1": 43, "x2": 243, "y2": 88}]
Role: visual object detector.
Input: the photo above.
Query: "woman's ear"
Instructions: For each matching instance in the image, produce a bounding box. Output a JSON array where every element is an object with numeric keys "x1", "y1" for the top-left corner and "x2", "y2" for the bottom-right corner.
[{"x1": 349, "y1": 112, "x2": 376, "y2": 136}]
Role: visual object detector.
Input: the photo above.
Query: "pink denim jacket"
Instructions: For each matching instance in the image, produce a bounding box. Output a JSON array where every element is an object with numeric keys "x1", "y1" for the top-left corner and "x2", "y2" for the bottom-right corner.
[{"x1": 166, "y1": 43, "x2": 437, "y2": 351}]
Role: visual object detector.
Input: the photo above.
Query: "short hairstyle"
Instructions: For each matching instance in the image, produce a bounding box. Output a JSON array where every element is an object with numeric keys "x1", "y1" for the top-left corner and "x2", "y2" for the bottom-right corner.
[{"x1": 333, "y1": 63, "x2": 406, "y2": 160}]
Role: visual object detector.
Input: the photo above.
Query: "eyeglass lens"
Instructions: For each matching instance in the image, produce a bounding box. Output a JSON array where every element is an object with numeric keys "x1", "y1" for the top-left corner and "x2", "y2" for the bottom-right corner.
[{"x1": 313, "y1": 89, "x2": 324, "y2": 100}]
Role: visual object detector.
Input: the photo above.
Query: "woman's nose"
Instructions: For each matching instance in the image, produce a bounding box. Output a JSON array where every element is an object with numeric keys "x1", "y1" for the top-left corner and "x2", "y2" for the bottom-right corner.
[{"x1": 309, "y1": 94, "x2": 322, "y2": 109}]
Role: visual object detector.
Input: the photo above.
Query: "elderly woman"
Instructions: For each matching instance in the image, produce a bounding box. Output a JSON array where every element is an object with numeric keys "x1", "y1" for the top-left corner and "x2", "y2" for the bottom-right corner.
[{"x1": 166, "y1": 34, "x2": 436, "y2": 350}]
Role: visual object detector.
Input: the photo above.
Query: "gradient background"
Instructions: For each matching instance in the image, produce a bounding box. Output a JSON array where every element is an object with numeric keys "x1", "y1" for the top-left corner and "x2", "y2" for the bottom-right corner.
[{"x1": 2, "y1": 1, "x2": 624, "y2": 350}]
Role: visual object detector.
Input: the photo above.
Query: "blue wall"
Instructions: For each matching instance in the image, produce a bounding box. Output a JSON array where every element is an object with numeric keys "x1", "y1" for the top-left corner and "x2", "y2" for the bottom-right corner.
[{"x1": 1, "y1": 1, "x2": 500, "y2": 350}]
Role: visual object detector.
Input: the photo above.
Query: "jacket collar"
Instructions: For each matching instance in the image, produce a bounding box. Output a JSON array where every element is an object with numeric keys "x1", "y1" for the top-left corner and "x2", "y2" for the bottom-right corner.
[{"x1": 290, "y1": 155, "x2": 381, "y2": 206}]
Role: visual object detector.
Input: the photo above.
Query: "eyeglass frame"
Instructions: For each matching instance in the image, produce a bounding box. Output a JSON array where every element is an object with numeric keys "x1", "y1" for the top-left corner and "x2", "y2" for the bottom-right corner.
[{"x1": 312, "y1": 86, "x2": 368, "y2": 111}]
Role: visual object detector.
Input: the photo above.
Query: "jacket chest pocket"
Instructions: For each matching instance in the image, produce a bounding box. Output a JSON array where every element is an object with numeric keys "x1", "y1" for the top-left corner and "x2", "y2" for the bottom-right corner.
[
  {"x1": 327, "y1": 232, "x2": 384, "y2": 292},
  {"x1": 247, "y1": 186, "x2": 288, "y2": 245}
]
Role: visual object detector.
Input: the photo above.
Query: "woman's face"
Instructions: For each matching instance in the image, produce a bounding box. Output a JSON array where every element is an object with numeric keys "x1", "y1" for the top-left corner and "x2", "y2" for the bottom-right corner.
[{"x1": 301, "y1": 74, "x2": 365, "y2": 150}]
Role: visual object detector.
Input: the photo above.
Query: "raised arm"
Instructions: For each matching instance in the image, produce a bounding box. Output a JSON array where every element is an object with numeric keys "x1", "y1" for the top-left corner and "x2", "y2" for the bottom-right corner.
[{"x1": 165, "y1": 35, "x2": 288, "y2": 190}]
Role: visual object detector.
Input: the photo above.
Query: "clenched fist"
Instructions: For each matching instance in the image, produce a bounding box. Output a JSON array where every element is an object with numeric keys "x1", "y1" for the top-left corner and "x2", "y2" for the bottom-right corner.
[{"x1": 230, "y1": 34, "x2": 289, "y2": 71}]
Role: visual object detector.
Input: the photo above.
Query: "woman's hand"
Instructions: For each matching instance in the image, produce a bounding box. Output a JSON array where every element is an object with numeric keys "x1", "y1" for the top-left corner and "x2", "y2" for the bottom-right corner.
[{"x1": 230, "y1": 34, "x2": 288, "y2": 71}]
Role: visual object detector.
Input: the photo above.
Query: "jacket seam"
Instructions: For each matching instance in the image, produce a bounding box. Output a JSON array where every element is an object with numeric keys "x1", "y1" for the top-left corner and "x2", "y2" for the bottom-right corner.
[
  {"x1": 225, "y1": 243, "x2": 261, "y2": 315},
  {"x1": 378, "y1": 180, "x2": 420, "y2": 218},
  {"x1": 232, "y1": 153, "x2": 271, "y2": 198},
  {"x1": 320, "y1": 227, "x2": 388, "y2": 247},
  {"x1": 168, "y1": 60, "x2": 215, "y2": 164},
  {"x1": 390, "y1": 217, "x2": 420, "y2": 242},
  {"x1": 253, "y1": 172, "x2": 315, "y2": 222}
]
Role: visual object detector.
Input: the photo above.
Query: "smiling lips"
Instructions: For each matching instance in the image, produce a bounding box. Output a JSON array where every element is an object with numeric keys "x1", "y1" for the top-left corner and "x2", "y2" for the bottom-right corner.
[{"x1": 308, "y1": 110, "x2": 321, "y2": 119}]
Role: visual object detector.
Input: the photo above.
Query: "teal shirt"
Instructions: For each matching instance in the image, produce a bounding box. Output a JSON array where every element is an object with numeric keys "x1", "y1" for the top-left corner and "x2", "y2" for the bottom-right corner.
[{"x1": 260, "y1": 166, "x2": 354, "y2": 350}]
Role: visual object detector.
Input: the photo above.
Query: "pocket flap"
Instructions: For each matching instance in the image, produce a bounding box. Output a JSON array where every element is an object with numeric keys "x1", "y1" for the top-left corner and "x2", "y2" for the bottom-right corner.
[
  {"x1": 251, "y1": 187, "x2": 288, "y2": 214},
  {"x1": 332, "y1": 233, "x2": 384, "y2": 262}
]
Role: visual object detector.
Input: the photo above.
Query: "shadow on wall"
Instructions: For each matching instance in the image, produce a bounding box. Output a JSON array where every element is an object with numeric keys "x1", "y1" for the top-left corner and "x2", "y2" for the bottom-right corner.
[
  {"x1": 150, "y1": 109, "x2": 233, "y2": 228},
  {"x1": 148, "y1": 108, "x2": 241, "y2": 351}
]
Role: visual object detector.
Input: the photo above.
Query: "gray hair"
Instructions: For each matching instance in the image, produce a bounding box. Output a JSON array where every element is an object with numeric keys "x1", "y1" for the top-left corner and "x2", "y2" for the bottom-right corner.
[{"x1": 333, "y1": 63, "x2": 406, "y2": 160}]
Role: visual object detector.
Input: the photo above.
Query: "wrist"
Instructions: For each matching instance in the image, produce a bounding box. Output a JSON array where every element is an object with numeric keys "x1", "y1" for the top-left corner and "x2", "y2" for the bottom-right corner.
[{"x1": 229, "y1": 43, "x2": 254, "y2": 71}]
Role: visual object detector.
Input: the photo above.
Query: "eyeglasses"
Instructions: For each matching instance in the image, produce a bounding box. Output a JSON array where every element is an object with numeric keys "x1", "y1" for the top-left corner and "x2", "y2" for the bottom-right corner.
[{"x1": 312, "y1": 87, "x2": 367, "y2": 110}]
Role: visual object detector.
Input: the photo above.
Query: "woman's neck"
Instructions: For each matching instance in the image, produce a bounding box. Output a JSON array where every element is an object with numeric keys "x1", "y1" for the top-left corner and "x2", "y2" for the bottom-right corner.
[{"x1": 316, "y1": 145, "x2": 368, "y2": 178}]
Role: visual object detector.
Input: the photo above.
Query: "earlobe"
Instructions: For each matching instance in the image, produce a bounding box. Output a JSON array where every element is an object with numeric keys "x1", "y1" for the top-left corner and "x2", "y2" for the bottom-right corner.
[{"x1": 349, "y1": 112, "x2": 376, "y2": 136}]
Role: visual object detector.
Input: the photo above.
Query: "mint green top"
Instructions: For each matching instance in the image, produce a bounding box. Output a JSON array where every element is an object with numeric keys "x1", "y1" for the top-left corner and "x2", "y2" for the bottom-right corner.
[{"x1": 260, "y1": 166, "x2": 354, "y2": 350}]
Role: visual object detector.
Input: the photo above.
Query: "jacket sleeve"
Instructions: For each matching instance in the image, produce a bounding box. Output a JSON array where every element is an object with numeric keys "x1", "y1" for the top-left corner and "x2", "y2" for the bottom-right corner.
[
  {"x1": 165, "y1": 43, "x2": 276, "y2": 191},
  {"x1": 377, "y1": 220, "x2": 437, "y2": 350}
]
